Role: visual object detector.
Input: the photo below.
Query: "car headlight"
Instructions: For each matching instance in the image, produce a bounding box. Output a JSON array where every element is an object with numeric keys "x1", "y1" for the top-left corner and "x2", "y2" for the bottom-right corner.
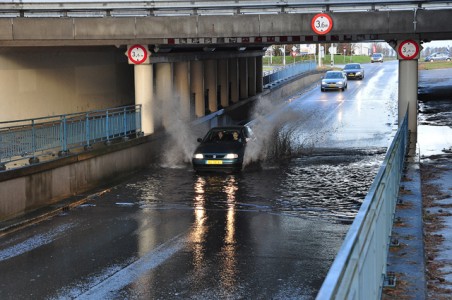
[
  {"x1": 356, "y1": 72, "x2": 362, "y2": 75},
  {"x1": 337, "y1": 81, "x2": 343, "y2": 85},
  {"x1": 193, "y1": 153, "x2": 204, "y2": 159},
  {"x1": 224, "y1": 153, "x2": 239, "y2": 159},
  {"x1": 321, "y1": 80, "x2": 327, "y2": 84}
]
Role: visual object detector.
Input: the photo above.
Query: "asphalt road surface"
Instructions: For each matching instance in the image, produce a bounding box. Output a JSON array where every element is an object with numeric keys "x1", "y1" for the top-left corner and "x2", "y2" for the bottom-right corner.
[{"x1": 0, "y1": 61, "x2": 400, "y2": 299}]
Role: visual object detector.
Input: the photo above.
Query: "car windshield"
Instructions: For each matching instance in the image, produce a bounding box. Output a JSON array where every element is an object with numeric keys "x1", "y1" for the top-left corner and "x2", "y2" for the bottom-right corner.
[
  {"x1": 344, "y1": 64, "x2": 360, "y2": 69},
  {"x1": 207, "y1": 130, "x2": 243, "y2": 142},
  {"x1": 325, "y1": 72, "x2": 343, "y2": 79},
  {"x1": 372, "y1": 54, "x2": 382, "y2": 58}
]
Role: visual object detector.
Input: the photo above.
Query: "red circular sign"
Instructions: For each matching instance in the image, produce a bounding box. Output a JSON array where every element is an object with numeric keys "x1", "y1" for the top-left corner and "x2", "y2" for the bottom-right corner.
[
  {"x1": 311, "y1": 13, "x2": 333, "y2": 35},
  {"x1": 398, "y1": 40, "x2": 420, "y2": 60},
  {"x1": 127, "y1": 44, "x2": 148, "y2": 64}
]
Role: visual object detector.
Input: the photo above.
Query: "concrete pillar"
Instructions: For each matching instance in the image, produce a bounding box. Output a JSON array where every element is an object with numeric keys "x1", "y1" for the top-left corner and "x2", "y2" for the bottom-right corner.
[
  {"x1": 155, "y1": 62, "x2": 173, "y2": 130},
  {"x1": 256, "y1": 56, "x2": 263, "y2": 93},
  {"x1": 204, "y1": 59, "x2": 217, "y2": 113},
  {"x1": 239, "y1": 57, "x2": 248, "y2": 100},
  {"x1": 247, "y1": 57, "x2": 257, "y2": 97},
  {"x1": 218, "y1": 59, "x2": 229, "y2": 108},
  {"x1": 229, "y1": 58, "x2": 239, "y2": 104},
  {"x1": 398, "y1": 59, "x2": 418, "y2": 146},
  {"x1": 134, "y1": 64, "x2": 153, "y2": 135},
  {"x1": 190, "y1": 60, "x2": 204, "y2": 117},
  {"x1": 174, "y1": 61, "x2": 190, "y2": 121}
]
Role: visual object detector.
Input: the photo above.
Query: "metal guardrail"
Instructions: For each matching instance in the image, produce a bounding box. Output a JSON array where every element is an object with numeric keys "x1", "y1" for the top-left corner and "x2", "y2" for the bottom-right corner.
[
  {"x1": 316, "y1": 110, "x2": 409, "y2": 299},
  {"x1": 0, "y1": 1, "x2": 450, "y2": 17},
  {"x1": 263, "y1": 60, "x2": 317, "y2": 87},
  {"x1": 0, "y1": 105, "x2": 142, "y2": 170}
]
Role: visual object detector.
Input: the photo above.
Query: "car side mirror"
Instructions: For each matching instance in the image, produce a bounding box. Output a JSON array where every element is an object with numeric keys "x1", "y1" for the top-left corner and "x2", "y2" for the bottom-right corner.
[{"x1": 197, "y1": 138, "x2": 203, "y2": 143}]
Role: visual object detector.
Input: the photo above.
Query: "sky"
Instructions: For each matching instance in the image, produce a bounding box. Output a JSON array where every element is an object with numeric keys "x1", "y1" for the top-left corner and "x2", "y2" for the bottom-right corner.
[{"x1": 422, "y1": 40, "x2": 452, "y2": 49}]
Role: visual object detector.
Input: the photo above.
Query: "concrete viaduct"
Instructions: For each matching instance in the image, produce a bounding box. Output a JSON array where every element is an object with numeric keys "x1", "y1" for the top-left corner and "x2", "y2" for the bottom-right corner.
[{"x1": 1, "y1": 1, "x2": 452, "y2": 139}]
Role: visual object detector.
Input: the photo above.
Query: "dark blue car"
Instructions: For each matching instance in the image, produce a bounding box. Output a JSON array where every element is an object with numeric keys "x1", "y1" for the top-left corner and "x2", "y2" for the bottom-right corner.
[{"x1": 192, "y1": 125, "x2": 254, "y2": 173}]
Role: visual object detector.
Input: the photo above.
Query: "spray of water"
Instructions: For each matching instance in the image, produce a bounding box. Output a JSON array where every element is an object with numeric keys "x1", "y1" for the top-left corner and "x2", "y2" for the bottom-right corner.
[
  {"x1": 157, "y1": 93, "x2": 201, "y2": 168},
  {"x1": 244, "y1": 96, "x2": 330, "y2": 167}
]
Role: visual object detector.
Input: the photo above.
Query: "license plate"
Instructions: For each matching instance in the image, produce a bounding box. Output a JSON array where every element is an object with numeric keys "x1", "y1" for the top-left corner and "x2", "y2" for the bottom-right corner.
[
  {"x1": 328, "y1": 84, "x2": 336, "y2": 87},
  {"x1": 349, "y1": 74, "x2": 355, "y2": 76},
  {"x1": 207, "y1": 160, "x2": 223, "y2": 165}
]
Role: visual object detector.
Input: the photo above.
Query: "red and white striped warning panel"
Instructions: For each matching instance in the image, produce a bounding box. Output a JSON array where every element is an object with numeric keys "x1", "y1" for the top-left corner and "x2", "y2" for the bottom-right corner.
[{"x1": 164, "y1": 35, "x2": 378, "y2": 45}]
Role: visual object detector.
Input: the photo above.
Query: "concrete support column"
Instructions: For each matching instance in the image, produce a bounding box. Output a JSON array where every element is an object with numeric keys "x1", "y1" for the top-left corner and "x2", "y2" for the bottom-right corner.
[
  {"x1": 229, "y1": 58, "x2": 239, "y2": 104},
  {"x1": 204, "y1": 60, "x2": 217, "y2": 113},
  {"x1": 155, "y1": 62, "x2": 173, "y2": 130},
  {"x1": 256, "y1": 56, "x2": 263, "y2": 93},
  {"x1": 218, "y1": 59, "x2": 229, "y2": 108},
  {"x1": 190, "y1": 60, "x2": 204, "y2": 117},
  {"x1": 398, "y1": 59, "x2": 418, "y2": 146},
  {"x1": 174, "y1": 61, "x2": 190, "y2": 121},
  {"x1": 239, "y1": 57, "x2": 248, "y2": 100},
  {"x1": 134, "y1": 64, "x2": 153, "y2": 135},
  {"x1": 247, "y1": 57, "x2": 257, "y2": 97}
]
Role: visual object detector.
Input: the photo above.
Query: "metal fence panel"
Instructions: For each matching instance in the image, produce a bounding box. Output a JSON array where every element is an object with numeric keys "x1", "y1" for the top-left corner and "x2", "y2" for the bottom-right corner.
[
  {"x1": 0, "y1": 105, "x2": 142, "y2": 167},
  {"x1": 263, "y1": 60, "x2": 316, "y2": 86}
]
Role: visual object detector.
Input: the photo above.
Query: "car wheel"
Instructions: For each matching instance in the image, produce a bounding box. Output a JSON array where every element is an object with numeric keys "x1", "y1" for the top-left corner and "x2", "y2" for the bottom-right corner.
[
  {"x1": 321, "y1": 87, "x2": 324, "y2": 92},
  {"x1": 430, "y1": 59, "x2": 434, "y2": 62},
  {"x1": 447, "y1": 58, "x2": 451, "y2": 62}
]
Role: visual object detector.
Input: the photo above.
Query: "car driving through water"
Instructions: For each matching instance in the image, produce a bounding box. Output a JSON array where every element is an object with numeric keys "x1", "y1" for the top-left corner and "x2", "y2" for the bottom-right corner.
[{"x1": 192, "y1": 125, "x2": 255, "y2": 173}]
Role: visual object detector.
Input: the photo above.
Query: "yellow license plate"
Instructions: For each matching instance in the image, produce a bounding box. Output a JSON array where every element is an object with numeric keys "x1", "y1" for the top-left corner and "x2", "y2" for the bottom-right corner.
[
  {"x1": 207, "y1": 160, "x2": 223, "y2": 165},
  {"x1": 349, "y1": 74, "x2": 354, "y2": 76}
]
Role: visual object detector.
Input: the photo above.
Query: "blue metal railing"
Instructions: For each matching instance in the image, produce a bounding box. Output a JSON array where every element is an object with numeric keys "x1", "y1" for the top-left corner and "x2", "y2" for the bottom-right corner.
[
  {"x1": 316, "y1": 109, "x2": 409, "y2": 299},
  {"x1": 0, "y1": 105, "x2": 142, "y2": 168},
  {"x1": 263, "y1": 60, "x2": 317, "y2": 87}
]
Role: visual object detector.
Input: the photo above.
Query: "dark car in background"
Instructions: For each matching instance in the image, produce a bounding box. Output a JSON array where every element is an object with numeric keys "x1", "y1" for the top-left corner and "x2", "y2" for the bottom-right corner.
[
  {"x1": 192, "y1": 125, "x2": 255, "y2": 173},
  {"x1": 424, "y1": 52, "x2": 451, "y2": 62},
  {"x1": 371, "y1": 53, "x2": 384, "y2": 63},
  {"x1": 343, "y1": 63, "x2": 365, "y2": 80},
  {"x1": 320, "y1": 70, "x2": 348, "y2": 92}
]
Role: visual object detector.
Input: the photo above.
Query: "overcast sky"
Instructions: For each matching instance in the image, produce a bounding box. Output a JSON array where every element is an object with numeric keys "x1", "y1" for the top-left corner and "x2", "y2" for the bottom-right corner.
[{"x1": 423, "y1": 40, "x2": 452, "y2": 49}]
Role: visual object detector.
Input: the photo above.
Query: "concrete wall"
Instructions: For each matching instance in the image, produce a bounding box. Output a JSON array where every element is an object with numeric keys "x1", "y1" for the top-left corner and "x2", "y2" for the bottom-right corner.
[
  {"x1": 0, "y1": 46, "x2": 134, "y2": 122},
  {"x1": 0, "y1": 71, "x2": 322, "y2": 222},
  {"x1": 0, "y1": 136, "x2": 161, "y2": 221}
]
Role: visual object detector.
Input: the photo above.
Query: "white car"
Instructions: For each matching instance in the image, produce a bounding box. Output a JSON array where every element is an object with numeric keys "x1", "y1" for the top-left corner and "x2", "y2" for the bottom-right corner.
[
  {"x1": 320, "y1": 71, "x2": 348, "y2": 92},
  {"x1": 371, "y1": 53, "x2": 384, "y2": 63}
]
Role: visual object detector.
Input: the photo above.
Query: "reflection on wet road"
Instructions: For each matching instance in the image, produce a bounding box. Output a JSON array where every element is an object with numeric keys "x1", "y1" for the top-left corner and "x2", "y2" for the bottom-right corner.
[{"x1": 0, "y1": 62, "x2": 400, "y2": 299}]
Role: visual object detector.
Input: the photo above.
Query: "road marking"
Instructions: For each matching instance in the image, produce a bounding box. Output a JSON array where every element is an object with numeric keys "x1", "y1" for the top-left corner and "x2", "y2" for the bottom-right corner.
[{"x1": 75, "y1": 233, "x2": 188, "y2": 299}]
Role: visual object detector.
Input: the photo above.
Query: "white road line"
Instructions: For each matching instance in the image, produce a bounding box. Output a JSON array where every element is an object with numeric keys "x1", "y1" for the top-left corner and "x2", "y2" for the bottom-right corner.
[{"x1": 75, "y1": 233, "x2": 188, "y2": 299}]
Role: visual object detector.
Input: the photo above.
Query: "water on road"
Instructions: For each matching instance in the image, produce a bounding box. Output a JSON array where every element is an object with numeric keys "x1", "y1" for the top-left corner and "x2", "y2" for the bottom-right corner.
[{"x1": 0, "y1": 61, "x2": 399, "y2": 299}]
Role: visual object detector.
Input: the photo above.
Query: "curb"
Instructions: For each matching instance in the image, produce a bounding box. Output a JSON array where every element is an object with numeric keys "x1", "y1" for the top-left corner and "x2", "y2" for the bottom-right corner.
[
  {"x1": 383, "y1": 149, "x2": 427, "y2": 298},
  {"x1": 0, "y1": 189, "x2": 110, "y2": 237}
]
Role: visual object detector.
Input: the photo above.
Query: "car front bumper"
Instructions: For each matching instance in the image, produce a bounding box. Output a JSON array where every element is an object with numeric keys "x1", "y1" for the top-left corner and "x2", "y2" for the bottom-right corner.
[{"x1": 192, "y1": 158, "x2": 243, "y2": 173}]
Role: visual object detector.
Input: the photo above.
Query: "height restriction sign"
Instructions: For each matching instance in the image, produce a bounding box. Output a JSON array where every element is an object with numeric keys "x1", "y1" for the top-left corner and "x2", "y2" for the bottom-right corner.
[
  {"x1": 127, "y1": 44, "x2": 150, "y2": 64},
  {"x1": 397, "y1": 40, "x2": 420, "y2": 60},
  {"x1": 311, "y1": 13, "x2": 333, "y2": 35}
]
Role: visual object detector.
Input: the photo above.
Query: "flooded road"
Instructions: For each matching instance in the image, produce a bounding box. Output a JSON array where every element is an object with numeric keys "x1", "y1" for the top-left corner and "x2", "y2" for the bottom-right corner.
[{"x1": 0, "y1": 61, "x2": 399, "y2": 299}]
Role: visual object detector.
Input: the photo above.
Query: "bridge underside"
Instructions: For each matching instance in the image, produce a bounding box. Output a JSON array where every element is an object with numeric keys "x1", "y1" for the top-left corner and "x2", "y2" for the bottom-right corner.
[{"x1": 0, "y1": 9, "x2": 451, "y2": 51}]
